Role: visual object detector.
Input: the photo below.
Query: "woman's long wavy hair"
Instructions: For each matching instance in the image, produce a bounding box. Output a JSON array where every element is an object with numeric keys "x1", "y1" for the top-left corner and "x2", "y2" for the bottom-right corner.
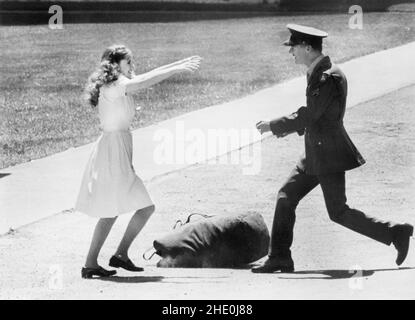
[{"x1": 84, "y1": 45, "x2": 133, "y2": 108}]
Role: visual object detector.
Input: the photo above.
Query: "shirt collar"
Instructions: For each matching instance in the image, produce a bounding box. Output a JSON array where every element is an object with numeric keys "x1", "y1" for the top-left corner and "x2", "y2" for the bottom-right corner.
[{"x1": 307, "y1": 54, "x2": 325, "y2": 79}]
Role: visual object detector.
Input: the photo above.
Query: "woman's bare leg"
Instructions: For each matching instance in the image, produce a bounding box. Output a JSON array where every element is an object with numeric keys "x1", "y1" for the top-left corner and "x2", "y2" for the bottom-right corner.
[
  {"x1": 85, "y1": 217, "x2": 117, "y2": 268},
  {"x1": 114, "y1": 205, "x2": 155, "y2": 261}
]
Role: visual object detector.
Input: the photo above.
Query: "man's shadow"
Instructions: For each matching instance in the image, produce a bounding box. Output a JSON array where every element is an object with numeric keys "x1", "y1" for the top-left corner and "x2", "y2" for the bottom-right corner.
[{"x1": 278, "y1": 267, "x2": 414, "y2": 280}]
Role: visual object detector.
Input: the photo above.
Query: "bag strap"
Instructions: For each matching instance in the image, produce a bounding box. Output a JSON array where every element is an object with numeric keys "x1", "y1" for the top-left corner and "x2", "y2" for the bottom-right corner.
[
  {"x1": 142, "y1": 247, "x2": 157, "y2": 261},
  {"x1": 173, "y1": 213, "x2": 214, "y2": 229},
  {"x1": 143, "y1": 213, "x2": 215, "y2": 260}
]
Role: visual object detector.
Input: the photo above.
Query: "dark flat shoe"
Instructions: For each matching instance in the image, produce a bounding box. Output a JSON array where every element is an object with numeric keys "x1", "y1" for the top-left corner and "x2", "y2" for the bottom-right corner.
[
  {"x1": 109, "y1": 255, "x2": 144, "y2": 272},
  {"x1": 251, "y1": 258, "x2": 294, "y2": 273},
  {"x1": 81, "y1": 266, "x2": 117, "y2": 279}
]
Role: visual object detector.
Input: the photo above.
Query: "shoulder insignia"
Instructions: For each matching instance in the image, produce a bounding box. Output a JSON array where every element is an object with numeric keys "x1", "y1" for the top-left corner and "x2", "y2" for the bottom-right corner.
[{"x1": 320, "y1": 73, "x2": 329, "y2": 83}]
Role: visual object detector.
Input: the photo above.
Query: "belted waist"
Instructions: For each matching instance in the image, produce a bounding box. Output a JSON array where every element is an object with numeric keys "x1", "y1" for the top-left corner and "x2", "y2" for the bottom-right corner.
[
  {"x1": 306, "y1": 121, "x2": 344, "y2": 134},
  {"x1": 325, "y1": 122, "x2": 344, "y2": 129},
  {"x1": 317, "y1": 121, "x2": 344, "y2": 130}
]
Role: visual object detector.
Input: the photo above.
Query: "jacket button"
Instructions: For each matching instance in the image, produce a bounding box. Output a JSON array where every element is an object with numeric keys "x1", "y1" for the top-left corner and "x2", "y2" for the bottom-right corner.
[{"x1": 318, "y1": 141, "x2": 322, "y2": 145}]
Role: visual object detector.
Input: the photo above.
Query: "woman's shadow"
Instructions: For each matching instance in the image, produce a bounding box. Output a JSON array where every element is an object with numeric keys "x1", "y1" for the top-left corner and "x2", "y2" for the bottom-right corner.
[
  {"x1": 96, "y1": 275, "x2": 228, "y2": 284},
  {"x1": 97, "y1": 275, "x2": 164, "y2": 283}
]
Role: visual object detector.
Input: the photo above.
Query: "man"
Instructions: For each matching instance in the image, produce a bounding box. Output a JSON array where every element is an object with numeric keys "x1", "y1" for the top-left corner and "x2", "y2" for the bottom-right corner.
[{"x1": 252, "y1": 24, "x2": 413, "y2": 273}]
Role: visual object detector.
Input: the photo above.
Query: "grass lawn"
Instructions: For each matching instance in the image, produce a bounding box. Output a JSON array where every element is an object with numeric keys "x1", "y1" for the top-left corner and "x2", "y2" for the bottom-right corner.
[{"x1": 1, "y1": 12, "x2": 415, "y2": 169}]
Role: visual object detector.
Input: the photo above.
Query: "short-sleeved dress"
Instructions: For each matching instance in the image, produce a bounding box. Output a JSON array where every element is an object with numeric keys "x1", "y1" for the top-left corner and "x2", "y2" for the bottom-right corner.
[{"x1": 75, "y1": 74, "x2": 153, "y2": 218}]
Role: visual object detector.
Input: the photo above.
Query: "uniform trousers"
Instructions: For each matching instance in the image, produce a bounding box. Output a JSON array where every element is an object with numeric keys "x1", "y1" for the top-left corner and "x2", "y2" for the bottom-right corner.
[{"x1": 269, "y1": 165, "x2": 394, "y2": 260}]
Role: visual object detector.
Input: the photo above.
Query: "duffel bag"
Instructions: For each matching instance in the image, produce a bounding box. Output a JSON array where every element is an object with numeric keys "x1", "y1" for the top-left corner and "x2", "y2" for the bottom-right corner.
[{"x1": 146, "y1": 212, "x2": 270, "y2": 268}]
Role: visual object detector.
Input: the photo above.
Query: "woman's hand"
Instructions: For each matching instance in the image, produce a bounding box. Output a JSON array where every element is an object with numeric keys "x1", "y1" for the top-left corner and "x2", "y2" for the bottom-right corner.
[{"x1": 175, "y1": 56, "x2": 202, "y2": 73}]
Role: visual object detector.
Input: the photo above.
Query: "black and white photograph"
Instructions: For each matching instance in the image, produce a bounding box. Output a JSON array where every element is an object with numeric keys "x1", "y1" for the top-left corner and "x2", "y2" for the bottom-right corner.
[{"x1": 0, "y1": 0, "x2": 414, "y2": 302}]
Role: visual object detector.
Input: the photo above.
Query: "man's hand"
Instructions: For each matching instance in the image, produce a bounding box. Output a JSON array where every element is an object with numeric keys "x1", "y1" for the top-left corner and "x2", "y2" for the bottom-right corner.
[{"x1": 256, "y1": 121, "x2": 271, "y2": 134}]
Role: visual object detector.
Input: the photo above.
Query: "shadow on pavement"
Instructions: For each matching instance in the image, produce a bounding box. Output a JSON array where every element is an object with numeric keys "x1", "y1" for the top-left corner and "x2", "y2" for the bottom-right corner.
[
  {"x1": 278, "y1": 267, "x2": 415, "y2": 280},
  {"x1": 0, "y1": 173, "x2": 11, "y2": 179},
  {"x1": 97, "y1": 275, "x2": 164, "y2": 283},
  {"x1": 97, "y1": 275, "x2": 229, "y2": 283}
]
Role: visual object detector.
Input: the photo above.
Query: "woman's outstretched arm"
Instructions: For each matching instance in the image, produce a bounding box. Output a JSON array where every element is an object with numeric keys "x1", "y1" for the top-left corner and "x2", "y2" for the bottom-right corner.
[
  {"x1": 125, "y1": 56, "x2": 201, "y2": 93},
  {"x1": 151, "y1": 56, "x2": 202, "y2": 72}
]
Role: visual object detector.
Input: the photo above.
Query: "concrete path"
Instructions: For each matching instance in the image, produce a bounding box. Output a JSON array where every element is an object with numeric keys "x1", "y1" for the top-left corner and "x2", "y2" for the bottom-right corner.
[{"x1": 1, "y1": 42, "x2": 415, "y2": 234}]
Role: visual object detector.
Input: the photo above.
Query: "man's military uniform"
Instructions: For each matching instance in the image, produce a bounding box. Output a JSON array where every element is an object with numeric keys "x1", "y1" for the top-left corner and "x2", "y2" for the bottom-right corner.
[{"x1": 257, "y1": 24, "x2": 413, "y2": 268}]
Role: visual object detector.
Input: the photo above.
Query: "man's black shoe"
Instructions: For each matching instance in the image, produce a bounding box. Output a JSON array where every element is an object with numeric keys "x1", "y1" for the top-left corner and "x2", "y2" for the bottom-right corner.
[
  {"x1": 251, "y1": 257, "x2": 294, "y2": 273},
  {"x1": 392, "y1": 223, "x2": 413, "y2": 266}
]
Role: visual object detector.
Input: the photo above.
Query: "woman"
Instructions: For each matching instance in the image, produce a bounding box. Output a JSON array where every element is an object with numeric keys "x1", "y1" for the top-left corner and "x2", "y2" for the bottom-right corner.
[{"x1": 76, "y1": 44, "x2": 201, "y2": 278}]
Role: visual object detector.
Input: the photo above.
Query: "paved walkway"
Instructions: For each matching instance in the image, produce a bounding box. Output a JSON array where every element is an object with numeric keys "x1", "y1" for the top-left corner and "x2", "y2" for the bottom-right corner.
[{"x1": 1, "y1": 42, "x2": 415, "y2": 234}]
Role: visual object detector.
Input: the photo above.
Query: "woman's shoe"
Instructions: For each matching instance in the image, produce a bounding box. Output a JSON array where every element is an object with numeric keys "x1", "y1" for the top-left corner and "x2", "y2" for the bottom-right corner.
[
  {"x1": 81, "y1": 266, "x2": 117, "y2": 279},
  {"x1": 109, "y1": 255, "x2": 144, "y2": 272}
]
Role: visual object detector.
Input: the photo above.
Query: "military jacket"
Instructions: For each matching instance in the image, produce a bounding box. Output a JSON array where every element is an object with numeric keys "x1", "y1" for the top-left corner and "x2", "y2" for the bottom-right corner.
[{"x1": 270, "y1": 56, "x2": 365, "y2": 175}]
